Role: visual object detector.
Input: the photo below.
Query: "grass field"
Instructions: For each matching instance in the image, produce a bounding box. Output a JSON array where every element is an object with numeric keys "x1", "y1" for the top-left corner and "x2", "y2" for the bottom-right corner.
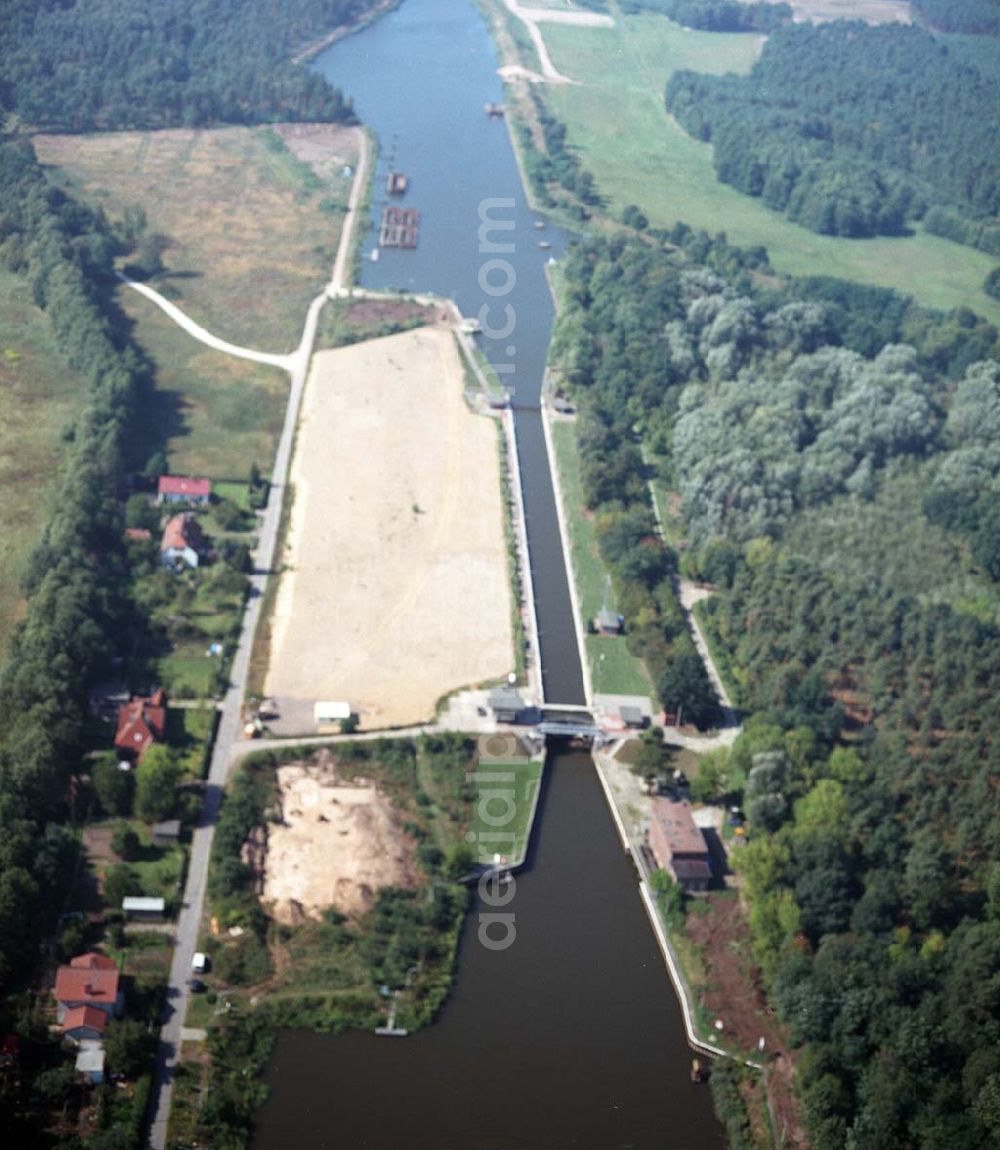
[
  {"x1": 534, "y1": 10, "x2": 1000, "y2": 323},
  {"x1": 120, "y1": 289, "x2": 287, "y2": 478},
  {"x1": 467, "y1": 758, "x2": 543, "y2": 865},
  {"x1": 550, "y1": 420, "x2": 653, "y2": 697},
  {"x1": 35, "y1": 125, "x2": 357, "y2": 351},
  {"x1": 0, "y1": 269, "x2": 86, "y2": 652}
]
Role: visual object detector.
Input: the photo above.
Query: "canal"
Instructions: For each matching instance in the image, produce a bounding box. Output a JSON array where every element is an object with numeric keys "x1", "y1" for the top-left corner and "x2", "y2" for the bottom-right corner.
[{"x1": 251, "y1": 1, "x2": 725, "y2": 1146}]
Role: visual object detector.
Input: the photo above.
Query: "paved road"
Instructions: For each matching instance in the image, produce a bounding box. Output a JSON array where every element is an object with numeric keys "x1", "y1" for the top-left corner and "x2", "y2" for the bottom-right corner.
[{"x1": 145, "y1": 129, "x2": 370, "y2": 1150}]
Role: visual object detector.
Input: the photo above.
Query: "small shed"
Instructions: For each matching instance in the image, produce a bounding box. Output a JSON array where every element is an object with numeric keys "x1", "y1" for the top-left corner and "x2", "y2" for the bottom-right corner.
[
  {"x1": 75, "y1": 1041, "x2": 106, "y2": 1085},
  {"x1": 619, "y1": 705, "x2": 646, "y2": 729},
  {"x1": 152, "y1": 820, "x2": 181, "y2": 847},
  {"x1": 596, "y1": 610, "x2": 624, "y2": 635},
  {"x1": 489, "y1": 688, "x2": 526, "y2": 724},
  {"x1": 314, "y1": 700, "x2": 352, "y2": 728},
  {"x1": 122, "y1": 896, "x2": 165, "y2": 921}
]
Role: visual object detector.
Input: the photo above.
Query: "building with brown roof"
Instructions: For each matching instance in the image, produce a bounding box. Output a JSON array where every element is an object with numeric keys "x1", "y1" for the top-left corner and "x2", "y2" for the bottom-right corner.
[
  {"x1": 54, "y1": 953, "x2": 123, "y2": 1023},
  {"x1": 648, "y1": 797, "x2": 712, "y2": 892},
  {"x1": 114, "y1": 689, "x2": 167, "y2": 763},
  {"x1": 62, "y1": 1005, "x2": 108, "y2": 1043},
  {"x1": 160, "y1": 512, "x2": 206, "y2": 570}
]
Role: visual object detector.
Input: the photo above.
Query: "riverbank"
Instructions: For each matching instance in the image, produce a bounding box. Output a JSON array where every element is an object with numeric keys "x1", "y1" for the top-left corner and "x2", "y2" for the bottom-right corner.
[{"x1": 290, "y1": 0, "x2": 402, "y2": 64}]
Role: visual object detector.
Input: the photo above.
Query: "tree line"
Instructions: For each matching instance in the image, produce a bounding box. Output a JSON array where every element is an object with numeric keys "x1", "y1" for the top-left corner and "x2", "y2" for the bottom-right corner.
[
  {"x1": 665, "y1": 22, "x2": 1000, "y2": 248},
  {"x1": 0, "y1": 0, "x2": 386, "y2": 132},
  {"x1": 0, "y1": 136, "x2": 142, "y2": 995},
  {"x1": 552, "y1": 228, "x2": 1000, "y2": 1148},
  {"x1": 912, "y1": 0, "x2": 1000, "y2": 35},
  {"x1": 621, "y1": 0, "x2": 792, "y2": 32}
]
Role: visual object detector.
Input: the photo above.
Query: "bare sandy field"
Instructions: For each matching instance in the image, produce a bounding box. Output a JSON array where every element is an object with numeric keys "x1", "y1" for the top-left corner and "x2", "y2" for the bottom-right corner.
[
  {"x1": 261, "y1": 761, "x2": 416, "y2": 923},
  {"x1": 738, "y1": 0, "x2": 912, "y2": 22},
  {"x1": 272, "y1": 123, "x2": 358, "y2": 183},
  {"x1": 265, "y1": 325, "x2": 514, "y2": 729}
]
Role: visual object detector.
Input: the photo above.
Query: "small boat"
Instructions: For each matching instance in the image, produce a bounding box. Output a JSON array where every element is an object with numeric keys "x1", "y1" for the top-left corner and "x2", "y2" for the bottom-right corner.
[
  {"x1": 370, "y1": 248, "x2": 380, "y2": 262},
  {"x1": 538, "y1": 240, "x2": 552, "y2": 250},
  {"x1": 386, "y1": 170, "x2": 408, "y2": 196},
  {"x1": 533, "y1": 219, "x2": 546, "y2": 230}
]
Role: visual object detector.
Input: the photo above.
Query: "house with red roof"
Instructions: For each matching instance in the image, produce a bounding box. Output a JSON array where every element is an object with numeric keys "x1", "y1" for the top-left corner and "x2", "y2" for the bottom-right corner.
[
  {"x1": 157, "y1": 475, "x2": 211, "y2": 505},
  {"x1": 114, "y1": 690, "x2": 167, "y2": 763},
  {"x1": 62, "y1": 1005, "x2": 109, "y2": 1044},
  {"x1": 160, "y1": 513, "x2": 206, "y2": 570},
  {"x1": 53, "y1": 953, "x2": 123, "y2": 1024}
]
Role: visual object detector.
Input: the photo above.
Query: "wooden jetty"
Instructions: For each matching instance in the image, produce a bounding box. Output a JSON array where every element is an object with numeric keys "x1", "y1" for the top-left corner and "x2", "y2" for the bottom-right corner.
[
  {"x1": 379, "y1": 206, "x2": 420, "y2": 249},
  {"x1": 386, "y1": 170, "x2": 408, "y2": 196}
]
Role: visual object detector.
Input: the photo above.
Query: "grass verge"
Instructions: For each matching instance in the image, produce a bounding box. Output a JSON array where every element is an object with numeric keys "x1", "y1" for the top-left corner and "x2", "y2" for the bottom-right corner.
[
  {"x1": 0, "y1": 269, "x2": 87, "y2": 651},
  {"x1": 549, "y1": 420, "x2": 653, "y2": 696},
  {"x1": 118, "y1": 289, "x2": 288, "y2": 478}
]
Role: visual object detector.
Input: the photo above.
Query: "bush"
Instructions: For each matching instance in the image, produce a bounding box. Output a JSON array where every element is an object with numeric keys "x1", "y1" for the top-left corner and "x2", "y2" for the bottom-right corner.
[
  {"x1": 125, "y1": 493, "x2": 159, "y2": 532},
  {"x1": 103, "y1": 864, "x2": 140, "y2": 910},
  {"x1": 112, "y1": 824, "x2": 141, "y2": 861},
  {"x1": 92, "y1": 754, "x2": 134, "y2": 817},
  {"x1": 709, "y1": 1060, "x2": 757, "y2": 1150}
]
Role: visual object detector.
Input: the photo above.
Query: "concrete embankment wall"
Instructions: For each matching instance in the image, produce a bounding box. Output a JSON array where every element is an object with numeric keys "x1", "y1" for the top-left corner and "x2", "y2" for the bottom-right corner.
[{"x1": 591, "y1": 753, "x2": 735, "y2": 1063}]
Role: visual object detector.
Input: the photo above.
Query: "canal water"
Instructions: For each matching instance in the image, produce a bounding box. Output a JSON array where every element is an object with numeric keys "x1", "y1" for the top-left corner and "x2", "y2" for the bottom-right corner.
[{"x1": 250, "y1": 1, "x2": 725, "y2": 1146}]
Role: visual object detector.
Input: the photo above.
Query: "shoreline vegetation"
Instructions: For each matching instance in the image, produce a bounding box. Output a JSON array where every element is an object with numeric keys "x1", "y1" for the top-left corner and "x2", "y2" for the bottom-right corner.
[{"x1": 290, "y1": 0, "x2": 403, "y2": 64}]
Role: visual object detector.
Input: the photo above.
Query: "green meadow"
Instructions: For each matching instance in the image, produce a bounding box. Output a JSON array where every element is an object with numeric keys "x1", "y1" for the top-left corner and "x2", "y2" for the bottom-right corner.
[
  {"x1": 120, "y1": 289, "x2": 288, "y2": 479},
  {"x1": 539, "y1": 11, "x2": 1000, "y2": 323},
  {"x1": 551, "y1": 420, "x2": 654, "y2": 698},
  {"x1": 0, "y1": 270, "x2": 87, "y2": 652}
]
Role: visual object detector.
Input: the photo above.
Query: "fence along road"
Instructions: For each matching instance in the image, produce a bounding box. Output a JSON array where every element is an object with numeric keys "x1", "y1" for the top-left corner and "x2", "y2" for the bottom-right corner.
[{"x1": 144, "y1": 128, "x2": 370, "y2": 1150}]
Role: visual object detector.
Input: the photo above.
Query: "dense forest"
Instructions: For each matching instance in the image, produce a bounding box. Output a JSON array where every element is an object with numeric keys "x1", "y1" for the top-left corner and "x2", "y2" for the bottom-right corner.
[
  {"x1": 552, "y1": 230, "x2": 1000, "y2": 1148},
  {"x1": 0, "y1": 0, "x2": 385, "y2": 131},
  {"x1": 665, "y1": 22, "x2": 1000, "y2": 248},
  {"x1": 912, "y1": 0, "x2": 1000, "y2": 35},
  {"x1": 621, "y1": 0, "x2": 792, "y2": 33}
]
